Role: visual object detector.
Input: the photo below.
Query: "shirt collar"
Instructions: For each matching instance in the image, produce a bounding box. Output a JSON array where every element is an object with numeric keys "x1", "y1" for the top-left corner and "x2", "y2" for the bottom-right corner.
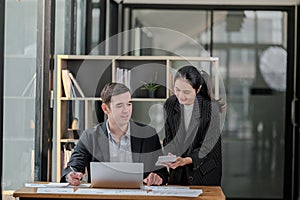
[{"x1": 106, "y1": 121, "x2": 131, "y2": 141}]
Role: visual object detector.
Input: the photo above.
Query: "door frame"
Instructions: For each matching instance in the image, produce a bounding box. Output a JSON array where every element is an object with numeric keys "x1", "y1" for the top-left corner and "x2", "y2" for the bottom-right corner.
[
  {"x1": 295, "y1": 4, "x2": 300, "y2": 200},
  {"x1": 34, "y1": 0, "x2": 55, "y2": 181},
  {"x1": 0, "y1": 0, "x2": 5, "y2": 196},
  {"x1": 121, "y1": 3, "x2": 298, "y2": 200}
]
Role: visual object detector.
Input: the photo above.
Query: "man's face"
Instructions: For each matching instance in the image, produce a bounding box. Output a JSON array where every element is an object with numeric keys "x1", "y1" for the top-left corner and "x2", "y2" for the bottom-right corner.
[{"x1": 106, "y1": 92, "x2": 132, "y2": 127}]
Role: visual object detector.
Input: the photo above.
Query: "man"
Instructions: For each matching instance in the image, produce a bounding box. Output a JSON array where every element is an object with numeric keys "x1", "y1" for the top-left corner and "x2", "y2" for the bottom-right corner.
[{"x1": 60, "y1": 82, "x2": 168, "y2": 186}]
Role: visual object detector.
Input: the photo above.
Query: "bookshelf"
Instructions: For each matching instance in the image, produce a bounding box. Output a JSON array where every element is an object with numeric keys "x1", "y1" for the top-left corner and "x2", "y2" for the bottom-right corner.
[{"x1": 55, "y1": 55, "x2": 219, "y2": 181}]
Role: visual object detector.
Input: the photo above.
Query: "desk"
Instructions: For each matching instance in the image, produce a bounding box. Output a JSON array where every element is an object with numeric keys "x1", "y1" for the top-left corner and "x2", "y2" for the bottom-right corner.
[{"x1": 13, "y1": 186, "x2": 225, "y2": 200}]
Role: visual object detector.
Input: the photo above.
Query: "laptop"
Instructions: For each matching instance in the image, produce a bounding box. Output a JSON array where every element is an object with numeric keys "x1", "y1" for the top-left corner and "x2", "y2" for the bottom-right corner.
[{"x1": 90, "y1": 162, "x2": 144, "y2": 189}]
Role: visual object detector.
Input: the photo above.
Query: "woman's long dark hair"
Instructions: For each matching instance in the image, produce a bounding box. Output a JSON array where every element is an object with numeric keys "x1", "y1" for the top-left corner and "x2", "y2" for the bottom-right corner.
[
  {"x1": 174, "y1": 65, "x2": 225, "y2": 112},
  {"x1": 174, "y1": 65, "x2": 210, "y2": 99}
]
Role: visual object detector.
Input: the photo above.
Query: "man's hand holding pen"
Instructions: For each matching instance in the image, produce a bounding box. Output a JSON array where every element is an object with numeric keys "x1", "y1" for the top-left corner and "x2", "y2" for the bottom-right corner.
[{"x1": 67, "y1": 166, "x2": 83, "y2": 186}]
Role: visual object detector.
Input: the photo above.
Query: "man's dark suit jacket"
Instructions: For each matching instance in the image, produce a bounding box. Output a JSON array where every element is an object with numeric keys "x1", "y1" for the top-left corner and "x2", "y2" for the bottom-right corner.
[
  {"x1": 60, "y1": 120, "x2": 168, "y2": 184},
  {"x1": 163, "y1": 94, "x2": 222, "y2": 186}
]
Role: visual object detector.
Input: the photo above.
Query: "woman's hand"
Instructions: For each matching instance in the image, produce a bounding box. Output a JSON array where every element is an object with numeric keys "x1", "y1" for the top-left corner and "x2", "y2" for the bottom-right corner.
[{"x1": 163, "y1": 153, "x2": 192, "y2": 169}]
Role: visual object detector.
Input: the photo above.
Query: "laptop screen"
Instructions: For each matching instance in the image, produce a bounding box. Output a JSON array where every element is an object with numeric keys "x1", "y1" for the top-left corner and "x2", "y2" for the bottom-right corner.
[{"x1": 90, "y1": 162, "x2": 144, "y2": 189}]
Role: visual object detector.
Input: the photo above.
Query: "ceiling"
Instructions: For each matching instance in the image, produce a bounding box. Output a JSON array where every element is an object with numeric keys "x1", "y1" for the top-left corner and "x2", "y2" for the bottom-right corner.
[{"x1": 123, "y1": 0, "x2": 300, "y2": 5}]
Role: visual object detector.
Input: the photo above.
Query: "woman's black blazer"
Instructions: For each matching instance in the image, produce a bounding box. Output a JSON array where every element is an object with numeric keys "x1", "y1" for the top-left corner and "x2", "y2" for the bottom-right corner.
[{"x1": 163, "y1": 94, "x2": 222, "y2": 186}]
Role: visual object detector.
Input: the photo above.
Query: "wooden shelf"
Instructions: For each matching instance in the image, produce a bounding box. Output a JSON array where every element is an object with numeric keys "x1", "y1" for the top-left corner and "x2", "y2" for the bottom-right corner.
[{"x1": 55, "y1": 55, "x2": 219, "y2": 181}]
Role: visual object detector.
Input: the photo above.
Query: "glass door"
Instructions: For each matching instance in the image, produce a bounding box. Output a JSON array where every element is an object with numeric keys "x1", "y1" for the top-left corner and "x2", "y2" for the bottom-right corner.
[
  {"x1": 3, "y1": 0, "x2": 38, "y2": 193},
  {"x1": 212, "y1": 10, "x2": 287, "y2": 199},
  {"x1": 126, "y1": 5, "x2": 293, "y2": 199}
]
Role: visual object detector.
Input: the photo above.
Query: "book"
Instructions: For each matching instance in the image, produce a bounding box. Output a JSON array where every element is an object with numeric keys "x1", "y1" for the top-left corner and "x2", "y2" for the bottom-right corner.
[
  {"x1": 116, "y1": 67, "x2": 131, "y2": 90},
  {"x1": 68, "y1": 72, "x2": 85, "y2": 97},
  {"x1": 61, "y1": 70, "x2": 73, "y2": 98}
]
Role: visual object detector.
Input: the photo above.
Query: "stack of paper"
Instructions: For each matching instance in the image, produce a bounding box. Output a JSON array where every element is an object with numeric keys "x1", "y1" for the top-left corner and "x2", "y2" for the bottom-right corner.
[
  {"x1": 26, "y1": 182, "x2": 202, "y2": 197},
  {"x1": 75, "y1": 187, "x2": 202, "y2": 197}
]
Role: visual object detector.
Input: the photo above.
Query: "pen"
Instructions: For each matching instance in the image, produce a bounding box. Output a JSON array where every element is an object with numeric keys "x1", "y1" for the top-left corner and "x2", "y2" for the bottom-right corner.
[
  {"x1": 69, "y1": 166, "x2": 77, "y2": 174},
  {"x1": 69, "y1": 166, "x2": 84, "y2": 183}
]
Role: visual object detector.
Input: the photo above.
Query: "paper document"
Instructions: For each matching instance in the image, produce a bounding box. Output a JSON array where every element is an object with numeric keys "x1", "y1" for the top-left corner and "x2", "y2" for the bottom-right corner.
[
  {"x1": 74, "y1": 183, "x2": 91, "y2": 188},
  {"x1": 75, "y1": 188, "x2": 147, "y2": 195},
  {"x1": 148, "y1": 189, "x2": 202, "y2": 197},
  {"x1": 25, "y1": 182, "x2": 90, "y2": 188},
  {"x1": 37, "y1": 188, "x2": 74, "y2": 194},
  {"x1": 25, "y1": 183, "x2": 68, "y2": 188},
  {"x1": 47, "y1": 183, "x2": 69, "y2": 187},
  {"x1": 142, "y1": 185, "x2": 190, "y2": 190},
  {"x1": 25, "y1": 183, "x2": 47, "y2": 188},
  {"x1": 75, "y1": 188, "x2": 202, "y2": 197}
]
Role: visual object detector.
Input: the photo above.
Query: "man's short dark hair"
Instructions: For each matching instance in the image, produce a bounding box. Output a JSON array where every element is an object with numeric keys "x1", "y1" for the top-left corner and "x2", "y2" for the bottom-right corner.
[{"x1": 101, "y1": 82, "x2": 131, "y2": 104}]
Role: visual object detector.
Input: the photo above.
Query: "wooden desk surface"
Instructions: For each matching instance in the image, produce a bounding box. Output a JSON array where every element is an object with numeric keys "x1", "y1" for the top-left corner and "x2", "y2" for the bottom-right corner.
[{"x1": 13, "y1": 186, "x2": 225, "y2": 200}]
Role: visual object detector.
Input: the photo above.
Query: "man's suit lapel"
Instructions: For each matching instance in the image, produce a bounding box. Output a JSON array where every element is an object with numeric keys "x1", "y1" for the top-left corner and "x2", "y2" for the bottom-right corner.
[
  {"x1": 99, "y1": 122, "x2": 110, "y2": 162},
  {"x1": 129, "y1": 121, "x2": 142, "y2": 162}
]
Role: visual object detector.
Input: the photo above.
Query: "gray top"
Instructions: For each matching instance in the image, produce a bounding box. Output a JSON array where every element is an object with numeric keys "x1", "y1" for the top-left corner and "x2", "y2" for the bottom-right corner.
[{"x1": 184, "y1": 104, "x2": 194, "y2": 130}]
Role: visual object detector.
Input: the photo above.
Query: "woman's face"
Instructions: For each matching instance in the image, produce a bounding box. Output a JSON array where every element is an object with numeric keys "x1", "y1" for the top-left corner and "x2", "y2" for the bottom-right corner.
[{"x1": 174, "y1": 78, "x2": 197, "y2": 105}]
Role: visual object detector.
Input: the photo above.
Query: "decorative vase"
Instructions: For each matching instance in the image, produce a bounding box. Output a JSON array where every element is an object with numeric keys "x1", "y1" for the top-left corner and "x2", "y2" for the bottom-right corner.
[{"x1": 147, "y1": 90, "x2": 156, "y2": 98}]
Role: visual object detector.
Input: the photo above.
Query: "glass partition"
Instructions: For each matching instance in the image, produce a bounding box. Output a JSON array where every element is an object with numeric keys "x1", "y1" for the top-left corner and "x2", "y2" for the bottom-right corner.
[
  {"x1": 213, "y1": 11, "x2": 286, "y2": 198},
  {"x1": 3, "y1": 0, "x2": 38, "y2": 193},
  {"x1": 130, "y1": 8, "x2": 287, "y2": 199}
]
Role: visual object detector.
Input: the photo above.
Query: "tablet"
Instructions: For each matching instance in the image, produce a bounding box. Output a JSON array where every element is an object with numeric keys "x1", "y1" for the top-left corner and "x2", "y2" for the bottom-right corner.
[{"x1": 155, "y1": 155, "x2": 177, "y2": 166}]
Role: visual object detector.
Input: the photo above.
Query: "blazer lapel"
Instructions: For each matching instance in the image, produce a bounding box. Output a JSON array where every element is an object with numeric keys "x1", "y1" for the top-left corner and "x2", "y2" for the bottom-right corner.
[
  {"x1": 187, "y1": 96, "x2": 201, "y2": 134},
  {"x1": 129, "y1": 121, "x2": 142, "y2": 162},
  {"x1": 99, "y1": 122, "x2": 110, "y2": 162},
  {"x1": 184, "y1": 96, "x2": 202, "y2": 154}
]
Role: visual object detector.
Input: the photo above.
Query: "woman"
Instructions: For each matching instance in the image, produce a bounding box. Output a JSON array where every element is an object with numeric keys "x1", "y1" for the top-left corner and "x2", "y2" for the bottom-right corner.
[{"x1": 163, "y1": 65, "x2": 224, "y2": 186}]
